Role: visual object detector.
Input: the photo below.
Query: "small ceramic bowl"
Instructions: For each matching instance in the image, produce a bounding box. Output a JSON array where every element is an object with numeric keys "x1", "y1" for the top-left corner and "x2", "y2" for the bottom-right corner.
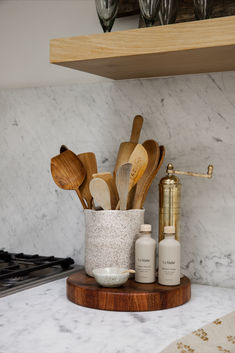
[{"x1": 92, "y1": 267, "x2": 130, "y2": 288}]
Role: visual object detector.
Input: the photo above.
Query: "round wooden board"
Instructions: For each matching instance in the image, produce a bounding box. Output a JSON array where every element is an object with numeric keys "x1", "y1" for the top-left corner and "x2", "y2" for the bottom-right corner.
[{"x1": 67, "y1": 270, "x2": 191, "y2": 312}]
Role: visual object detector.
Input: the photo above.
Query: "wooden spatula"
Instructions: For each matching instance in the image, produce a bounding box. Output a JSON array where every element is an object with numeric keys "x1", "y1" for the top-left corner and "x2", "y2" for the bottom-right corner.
[
  {"x1": 115, "y1": 163, "x2": 132, "y2": 210},
  {"x1": 132, "y1": 140, "x2": 160, "y2": 209},
  {"x1": 133, "y1": 144, "x2": 165, "y2": 209},
  {"x1": 78, "y1": 152, "x2": 98, "y2": 209},
  {"x1": 113, "y1": 115, "x2": 143, "y2": 178},
  {"x1": 89, "y1": 178, "x2": 111, "y2": 210},
  {"x1": 51, "y1": 150, "x2": 87, "y2": 209},
  {"x1": 92, "y1": 172, "x2": 118, "y2": 210}
]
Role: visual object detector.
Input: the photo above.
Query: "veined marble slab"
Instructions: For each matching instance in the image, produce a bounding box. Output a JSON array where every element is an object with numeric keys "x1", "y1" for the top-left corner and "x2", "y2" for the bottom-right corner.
[
  {"x1": 0, "y1": 279, "x2": 235, "y2": 353},
  {"x1": 0, "y1": 72, "x2": 235, "y2": 287}
]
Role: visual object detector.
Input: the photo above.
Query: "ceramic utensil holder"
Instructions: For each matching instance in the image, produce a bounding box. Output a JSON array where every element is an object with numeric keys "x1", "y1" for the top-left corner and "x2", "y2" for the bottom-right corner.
[{"x1": 84, "y1": 209, "x2": 145, "y2": 277}]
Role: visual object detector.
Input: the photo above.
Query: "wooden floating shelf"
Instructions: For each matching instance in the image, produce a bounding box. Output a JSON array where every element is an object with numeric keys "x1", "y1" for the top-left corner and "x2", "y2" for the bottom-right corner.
[
  {"x1": 67, "y1": 270, "x2": 191, "y2": 312},
  {"x1": 50, "y1": 16, "x2": 235, "y2": 80}
]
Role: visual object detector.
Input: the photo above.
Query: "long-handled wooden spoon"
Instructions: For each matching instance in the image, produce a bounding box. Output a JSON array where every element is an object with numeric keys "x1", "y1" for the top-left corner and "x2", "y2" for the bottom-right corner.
[
  {"x1": 133, "y1": 144, "x2": 165, "y2": 209},
  {"x1": 59, "y1": 146, "x2": 97, "y2": 209},
  {"x1": 132, "y1": 140, "x2": 160, "y2": 209},
  {"x1": 116, "y1": 144, "x2": 148, "y2": 210},
  {"x1": 89, "y1": 178, "x2": 111, "y2": 210},
  {"x1": 78, "y1": 152, "x2": 98, "y2": 209},
  {"x1": 113, "y1": 115, "x2": 143, "y2": 178},
  {"x1": 51, "y1": 150, "x2": 87, "y2": 209},
  {"x1": 92, "y1": 172, "x2": 118, "y2": 210}
]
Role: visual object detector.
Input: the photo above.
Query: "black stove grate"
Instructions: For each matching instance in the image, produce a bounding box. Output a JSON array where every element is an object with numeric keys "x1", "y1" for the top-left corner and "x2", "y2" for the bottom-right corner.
[{"x1": 0, "y1": 250, "x2": 74, "y2": 280}]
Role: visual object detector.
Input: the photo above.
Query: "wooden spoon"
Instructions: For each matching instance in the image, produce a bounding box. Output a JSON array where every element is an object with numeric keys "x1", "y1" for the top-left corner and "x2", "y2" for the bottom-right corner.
[
  {"x1": 59, "y1": 146, "x2": 98, "y2": 209},
  {"x1": 115, "y1": 163, "x2": 132, "y2": 210},
  {"x1": 128, "y1": 144, "x2": 148, "y2": 191},
  {"x1": 113, "y1": 115, "x2": 143, "y2": 178},
  {"x1": 132, "y1": 140, "x2": 160, "y2": 209},
  {"x1": 133, "y1": 145, "x2": 165, "y2": 209},
  {"x1": 92, "y1": 172, "x2": 118, "y2": 210},
  {"x1": 89, "y1": 178, "x2": 111, "y2": 210},
  {"x1": 51, "y1": 150, "x2": 87, "y2": 209},
  {"x1": 116, "y1": 144, "x2": 148, "y2": 210},
  {"x1": 78, "y1": 152, "x2": 98, "y2": 209}
]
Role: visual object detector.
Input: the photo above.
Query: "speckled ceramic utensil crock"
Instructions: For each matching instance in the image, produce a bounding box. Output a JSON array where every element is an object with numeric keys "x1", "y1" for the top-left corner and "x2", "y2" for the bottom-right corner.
[{"x1": 84, "y1": 209, "x2": 145, "y2": 276}]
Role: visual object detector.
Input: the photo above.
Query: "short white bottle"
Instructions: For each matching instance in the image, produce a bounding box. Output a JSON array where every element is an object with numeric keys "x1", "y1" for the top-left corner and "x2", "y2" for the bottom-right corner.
[
  {"x1": 135, "y1": 224, "x2": 156, "y2": 283},
  {"x1": 158, "y1": 226, "x2": 180, "y2": 286}
]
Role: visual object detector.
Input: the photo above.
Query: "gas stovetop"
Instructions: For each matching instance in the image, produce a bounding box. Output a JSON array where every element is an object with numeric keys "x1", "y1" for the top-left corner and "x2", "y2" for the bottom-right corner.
[{"x1": 0, "y1": 250, "x2": 81, "y2": 297}]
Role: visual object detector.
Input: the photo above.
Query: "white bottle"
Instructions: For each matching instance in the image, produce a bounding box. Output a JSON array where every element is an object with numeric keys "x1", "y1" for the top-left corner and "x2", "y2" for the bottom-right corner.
[
  {"x1": 158, "y1": 226, "x2": 180, "y2": 286},
  {"x1": 135, "y1": 224, "x2": 156, "y2": 283}
]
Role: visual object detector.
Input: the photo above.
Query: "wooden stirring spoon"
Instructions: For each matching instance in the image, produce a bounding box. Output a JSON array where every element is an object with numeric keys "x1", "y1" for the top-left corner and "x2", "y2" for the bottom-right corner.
[
  {"x1": 89, "y1": 178, "x2": 111, "y2": 210},
  {"x1": 51, "y1": 150, "x2": 87, "y2": 209},
  {"x1": 116, "y1": 144, "x2": 148, "y2": 210},
  {"x1": 92, "y1": 172, "x2": 118, "y2": 210},
  {"x1": 113, "y1": 115, "x2": 143, "y2": 178},
  {"x1": 132, "y1": 140, "x2": 160, "y2": 209},
  {"x1": 78, "y1": 152, "x2": 98, "y2": 209},
  {"x1": 133, "y1": 144, "x2": 165, "y2": 209},
  {"x1": 59, "y1": 146, "x2": 98, "y2": 209}
]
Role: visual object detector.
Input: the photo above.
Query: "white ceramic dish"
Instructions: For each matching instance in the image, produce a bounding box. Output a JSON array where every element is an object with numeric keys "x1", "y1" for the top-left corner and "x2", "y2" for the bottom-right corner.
[{"x1": 92, "y1": 267, "x2": 130, "y2": 288}]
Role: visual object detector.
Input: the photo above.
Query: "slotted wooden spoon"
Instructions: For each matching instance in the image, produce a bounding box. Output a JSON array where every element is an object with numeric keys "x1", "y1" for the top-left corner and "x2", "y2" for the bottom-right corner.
[
  {"x1": 113, "y1": 115, "x2": 143, "y2": 178},
  {"x1": 51, "y1": 150, "x2": 87, "y2": 209}
]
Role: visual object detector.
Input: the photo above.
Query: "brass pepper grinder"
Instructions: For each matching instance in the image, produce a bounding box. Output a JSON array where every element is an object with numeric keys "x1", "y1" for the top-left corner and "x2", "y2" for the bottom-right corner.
[{"x1": 159, "y1": 163, "x2": 213, "y2": 242}]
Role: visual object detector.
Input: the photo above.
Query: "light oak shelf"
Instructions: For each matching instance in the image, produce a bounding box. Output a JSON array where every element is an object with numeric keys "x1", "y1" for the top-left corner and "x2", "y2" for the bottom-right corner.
[{"x1": 50, "y1": 16, "x2": 235, "y2": 80}]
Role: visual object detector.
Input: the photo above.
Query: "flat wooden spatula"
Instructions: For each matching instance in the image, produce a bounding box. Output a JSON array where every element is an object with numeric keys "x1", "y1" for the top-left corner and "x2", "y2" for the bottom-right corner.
[{"x1": 116, "y1": 163, "x2": 132, "y2": 210}]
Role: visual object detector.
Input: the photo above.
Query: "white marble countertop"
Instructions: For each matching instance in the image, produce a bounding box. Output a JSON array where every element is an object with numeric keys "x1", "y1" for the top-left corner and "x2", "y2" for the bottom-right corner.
[{"x1": 0, "y1": 279, "x2": 234, "y2": 353}]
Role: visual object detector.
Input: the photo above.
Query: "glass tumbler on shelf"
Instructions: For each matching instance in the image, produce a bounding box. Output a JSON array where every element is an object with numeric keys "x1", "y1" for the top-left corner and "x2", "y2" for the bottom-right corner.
[
  {"x1": 193, "y1": 0, "x2": 214, "y2": 20},
  {"x1": 139, "y1": 0, "x2": 161, "y2": 27},
  {"x1": 158, "y1": 0, "x2": 178, "y2": 25},
  {"x1": 95, "y1": 0, "x2": 119, "y2": 33}
]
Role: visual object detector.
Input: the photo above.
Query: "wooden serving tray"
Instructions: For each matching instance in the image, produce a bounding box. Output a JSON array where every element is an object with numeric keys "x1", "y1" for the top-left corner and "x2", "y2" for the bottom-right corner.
[{"x1": 67, "y1": 270, "x2": 191, "y2": 312}]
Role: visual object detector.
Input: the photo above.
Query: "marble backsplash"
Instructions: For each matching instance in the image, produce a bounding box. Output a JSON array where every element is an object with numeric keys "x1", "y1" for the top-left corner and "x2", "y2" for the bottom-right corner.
[{"x1": 0, "y1": 72, "x2": 235, "y2": 288}]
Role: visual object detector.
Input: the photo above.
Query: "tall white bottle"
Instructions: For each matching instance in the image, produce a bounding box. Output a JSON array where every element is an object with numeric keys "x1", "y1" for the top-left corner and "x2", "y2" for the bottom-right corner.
[
  {"x1": 135, "y1": 224, "x2": 156, "y2": 283},
  {"x1": 158, "y1": 226, "x2": 180, "y2": 286}
]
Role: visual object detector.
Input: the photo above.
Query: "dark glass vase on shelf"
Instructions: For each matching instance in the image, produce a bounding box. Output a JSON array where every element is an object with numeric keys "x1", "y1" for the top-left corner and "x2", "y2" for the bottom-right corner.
[
  {"x1": 158, "y1": 0, "x2": 178, "y2": 25},
  {"x1": 138, "y1": 0, "x2": 161, "y2": 27},
  {"x1": 95, "y1": 0, "x2": 119, "y2": 32},
  {"x1": 194, "y1": 0, "x2": 214, "y2": 20}
]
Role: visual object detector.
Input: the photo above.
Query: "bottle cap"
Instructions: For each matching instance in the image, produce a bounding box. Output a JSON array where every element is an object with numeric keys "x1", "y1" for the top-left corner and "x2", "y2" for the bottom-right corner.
[
  {"x1": 140, "y1": 224, "x2": 152, "y2": 232},
  {"x1": 164, "y1": 226, "x2": 175, "y2": 234}
]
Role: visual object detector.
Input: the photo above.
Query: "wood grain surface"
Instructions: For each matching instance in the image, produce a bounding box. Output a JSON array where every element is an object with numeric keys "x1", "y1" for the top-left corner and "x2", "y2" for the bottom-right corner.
[
  {"x1": 50, "y1": 16, "x2": 235, "y2": 80},
  {"x1": 67, "y1": 270, "x2": 191, "y2": 312}
]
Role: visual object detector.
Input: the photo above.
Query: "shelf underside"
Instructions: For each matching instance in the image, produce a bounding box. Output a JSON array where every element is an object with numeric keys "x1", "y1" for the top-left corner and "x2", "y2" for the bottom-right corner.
[{"x1": 50, "y1": 16, "x2": 235, "y2": 80}]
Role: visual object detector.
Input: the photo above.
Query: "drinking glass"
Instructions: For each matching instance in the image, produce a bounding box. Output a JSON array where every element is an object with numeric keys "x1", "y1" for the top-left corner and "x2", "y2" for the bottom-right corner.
[
  {"x1": 139, "y1": 0, "x2": 161, "y2": 27},
  {"x1": 158, "y1": 0, "x2": 178, "y2": 25},
  {"x1": 95, "y1": 0, "x2": 119, "y2": 33},
  {"x1": 194, "y1": 0, "x2": 214, "y2": 20}
]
